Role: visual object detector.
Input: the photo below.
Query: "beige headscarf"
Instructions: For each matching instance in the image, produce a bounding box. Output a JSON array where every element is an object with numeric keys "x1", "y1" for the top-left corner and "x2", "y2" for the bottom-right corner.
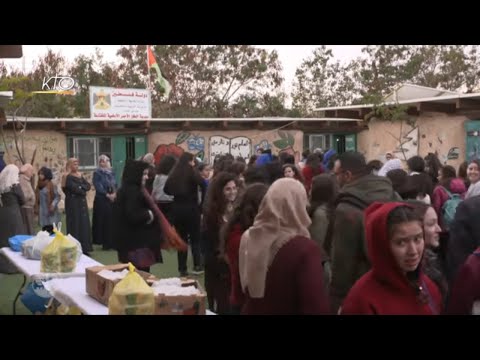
[
  {"x1": 20, "y1": 163, "x2": 34, "y2": 178},
  {"x1": 239, "y1": 178, "x2": 312, "y2": 298}
]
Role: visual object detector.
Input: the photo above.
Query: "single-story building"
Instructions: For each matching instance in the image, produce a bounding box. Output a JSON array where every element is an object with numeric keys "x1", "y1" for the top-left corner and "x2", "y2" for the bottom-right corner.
[
  {"x1": 1, "y1": 116, "x2": 365, "y2": 207},
  {"x1": 315, "y1": 83, "x2": 480, "y2": 169}
]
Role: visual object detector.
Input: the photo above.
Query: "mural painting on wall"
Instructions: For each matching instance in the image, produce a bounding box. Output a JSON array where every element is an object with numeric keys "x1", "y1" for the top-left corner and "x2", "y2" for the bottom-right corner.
[
  {"x1": 447, "y1": 147, "x2": 460, "y2": 160},
  {"x1": 272, "y1": 131, "x2": 299, "y2": 162},
  {"x1": 392, "y1": 127, "x2": 419, "y2": 160},
  {"x1": 254, "y1": 140, "x2": 271, "y2": 154},
  {"x1": 153, "y1": 132, "x2": 206, "y2": 165},
  {"x1": 209, "y1": 136, "x2": 251, "y2": 164}
]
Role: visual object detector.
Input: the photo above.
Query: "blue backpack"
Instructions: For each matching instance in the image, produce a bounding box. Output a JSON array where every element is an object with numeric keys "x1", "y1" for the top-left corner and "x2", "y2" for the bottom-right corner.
[{"x1": 442, "y1": 188, "x2": 462, "y2": 228}]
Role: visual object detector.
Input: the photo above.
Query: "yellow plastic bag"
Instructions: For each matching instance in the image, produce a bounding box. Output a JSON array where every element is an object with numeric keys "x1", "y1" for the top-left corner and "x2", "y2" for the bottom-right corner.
[
  {"x1": 108, "y1": 263, "x2": 155, "y2": 315},
  {"x1": 40, "y1": 228, "x2": 78, "y2": 273}
]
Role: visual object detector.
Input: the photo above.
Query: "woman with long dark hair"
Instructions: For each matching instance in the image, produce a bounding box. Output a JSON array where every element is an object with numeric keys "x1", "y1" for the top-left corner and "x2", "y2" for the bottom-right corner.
[
  {"x1": 302, "y1": 153, "x2": 323, "y2": 194},
  {"x1": 408, "y1": 201, "x2": 447, "y2": 304},
  {"x1": 431, "y1": 165, "x2": 466, "y2": 230},
  {"x1": 308, "y1": 174, "x2": 337, "y2": 285},
  {"x1": 220, "y1": 183, "x2": 268, "y2": 314},
  {"x1": 164, "y1": 152, "x2": 206, "y2": 276},
  {"x1": 458, "y1": 161, "x2": 469, "y2": 189},
  {"x1": 424, "y1": 153, "x2": 443, "y2": 187},
  {"x1": 202, "y1": 171, "x2": 238, "y2": 314},
  {"x1": 283, "y1": 163, "x2": 304, "y2": 185},
  {"x1": 113, "y1": 160, "x2": 164, "y2": 272}
]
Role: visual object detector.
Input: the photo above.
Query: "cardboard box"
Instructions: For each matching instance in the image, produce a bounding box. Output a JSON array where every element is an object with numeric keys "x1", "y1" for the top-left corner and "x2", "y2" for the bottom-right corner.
[
  {"x1": 153, "y1": 281, "x2": 207, "y2": 315},
  {"x1": 86, "y1": 263, "x2": 207, "y2": 315},
  {"x1": 86, "y1": 263, "x2": 157, "y2": 306}
]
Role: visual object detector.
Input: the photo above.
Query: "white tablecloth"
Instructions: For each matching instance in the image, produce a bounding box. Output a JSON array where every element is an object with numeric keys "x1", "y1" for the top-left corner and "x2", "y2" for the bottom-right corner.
[
  {"x1": 43, "y1": 277, "x2": 216, "y2": 315},
  {"x1": 0, "y1": 247, "x2": 101, "y2": 279},
  {"x1": 43, "y1": 277, "x2": 108, "y2": 315},
  {"x1": 2, "y1": 247, "x2": 215, "y2": 315}
]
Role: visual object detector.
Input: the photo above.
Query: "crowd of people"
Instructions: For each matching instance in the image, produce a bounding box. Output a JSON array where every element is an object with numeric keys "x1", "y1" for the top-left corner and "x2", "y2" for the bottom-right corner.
[{"x1": 1, "y1": 146, "x2": 480, "y2": 315}]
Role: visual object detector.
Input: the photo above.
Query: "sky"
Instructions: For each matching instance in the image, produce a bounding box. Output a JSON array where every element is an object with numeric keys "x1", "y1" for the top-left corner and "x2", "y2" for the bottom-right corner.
[{"x1": 1, "y1": 45, "x2": 365, "y2": 102}]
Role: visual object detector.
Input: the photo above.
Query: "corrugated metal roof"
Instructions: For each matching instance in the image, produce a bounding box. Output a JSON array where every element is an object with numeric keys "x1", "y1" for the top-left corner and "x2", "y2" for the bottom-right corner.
[
  {"x1": 6, "y1": 116, "x2": 362, "y2": 123},
  {"x1": 383, "y1": 83, "x2": 459, "y2": 102},
  {"x1": 315, "y1": 92, "x2": 480, "y2": 112}
]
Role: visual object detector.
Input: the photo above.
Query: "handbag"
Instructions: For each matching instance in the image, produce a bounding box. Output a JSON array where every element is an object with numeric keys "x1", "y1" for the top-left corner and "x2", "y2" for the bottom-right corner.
[{"x1": 127, "y1": 247, "x2": 156, "y2": 269}]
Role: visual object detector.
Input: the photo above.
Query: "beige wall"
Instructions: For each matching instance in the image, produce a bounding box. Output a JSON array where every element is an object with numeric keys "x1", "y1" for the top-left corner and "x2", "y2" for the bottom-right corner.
[
  {"x1": 148, "y1": 129, "x2": 304, "y2": 164},
  {"x1": 2, "y1": 129, "x2": 67, "y2": 182},
  {"x1": 357, "y1": 112, "x2": 467, "y2": 170},
  {"x1": 1, "y1": 129, "x2": 98, "y2": 208},
  {"x1": 2, "y1": 127, "x2": 305, "y2": 209}
]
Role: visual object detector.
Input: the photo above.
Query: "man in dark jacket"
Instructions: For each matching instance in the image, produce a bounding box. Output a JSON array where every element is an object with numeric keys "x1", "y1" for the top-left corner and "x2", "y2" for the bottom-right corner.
[
  {"x1": 329, "y1": 152, "x2": 401, "y2": 312},
  {"x1": 446, "y1": 195, "x2": 480, "y2": 284}
]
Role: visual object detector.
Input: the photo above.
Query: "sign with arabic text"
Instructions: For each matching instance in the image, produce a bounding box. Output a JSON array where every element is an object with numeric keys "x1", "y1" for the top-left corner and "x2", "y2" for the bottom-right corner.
[{"x1": 89, "y1": 86, "x2": 152, "y2": 120}]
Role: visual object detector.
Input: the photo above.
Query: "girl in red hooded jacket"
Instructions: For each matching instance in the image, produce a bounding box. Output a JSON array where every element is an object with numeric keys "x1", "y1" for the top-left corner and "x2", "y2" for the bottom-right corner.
[{"x1": 340, "y1": 202, "x2": 442, "y2": 315}]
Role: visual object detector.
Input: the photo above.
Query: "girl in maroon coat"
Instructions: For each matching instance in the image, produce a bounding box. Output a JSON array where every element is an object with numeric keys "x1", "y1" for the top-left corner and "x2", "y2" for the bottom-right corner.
[
  {"x1": 447, "y1": 247, "x2": 480, "y2": 314},
  {"x1": 239, "y1": 178, "x2": 330, "y2": 315},
  {"x1": 340, "y1": 202, "x2": 442, "y2": 315},
  {"x1": 220, "y1": 183, "x2": 268, "y2": 314}
]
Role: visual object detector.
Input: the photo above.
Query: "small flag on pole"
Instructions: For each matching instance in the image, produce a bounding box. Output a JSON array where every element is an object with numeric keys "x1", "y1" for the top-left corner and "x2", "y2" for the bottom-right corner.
[{"x1": 147, "y1": 45, "x2": 171, "y2": 98}]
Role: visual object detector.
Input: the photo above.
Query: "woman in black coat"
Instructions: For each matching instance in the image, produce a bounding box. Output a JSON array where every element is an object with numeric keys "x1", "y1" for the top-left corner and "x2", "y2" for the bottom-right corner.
[
  {"x1": 113, "y1": 160, "x2": 163, "y2": 272},
  {"x1": 63, "y1": 158, "x2": 93, "y2": 255},
  {"x1": 164, "y1": 152, "x2": 206, "y2": 276}
]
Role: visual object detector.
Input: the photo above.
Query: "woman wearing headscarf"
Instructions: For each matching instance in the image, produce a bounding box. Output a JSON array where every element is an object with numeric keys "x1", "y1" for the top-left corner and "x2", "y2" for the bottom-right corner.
[
  {"x1": 0, "y1": 164, "x2": 26, "y2": 273},
  {"x1": 239, "y1": 178, "x2": 330, "y2": 314},
  {"x1": 340, "y1": 202, "x2": 442, "y2": 315},
  {"x1": 63, "y1": 158, "x2": 93, "y2": 255},
  {"x1": 92, "y1": 155, "x2": 117, "y2": 250},
  {"x1": 378, "y1": 158, "x2": 403, "y2": 177},
  {"x1": 35, "y1": 167, "x2": 60, "y2": 233},
  {"x1": 19, "y1": 163, "x2": 36, "y2": 235},
  {"x1": 141, "y1": 153, "x2": 156, "y2": 194}
]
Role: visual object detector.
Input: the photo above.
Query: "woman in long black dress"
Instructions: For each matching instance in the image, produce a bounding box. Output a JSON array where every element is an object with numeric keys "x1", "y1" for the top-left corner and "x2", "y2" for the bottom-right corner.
[
  {"x1": 92, "y1": 155, "x2": 117, "y2": 250},
  {"x1": 63, "y1": 158, "x2": 93, "y2": 255}
]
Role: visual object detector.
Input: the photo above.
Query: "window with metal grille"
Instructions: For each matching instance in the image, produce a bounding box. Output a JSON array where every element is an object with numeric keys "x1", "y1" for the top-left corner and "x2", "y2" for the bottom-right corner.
[{"x1": 67, "y1": 137, "x2": 112, "y2": 169}]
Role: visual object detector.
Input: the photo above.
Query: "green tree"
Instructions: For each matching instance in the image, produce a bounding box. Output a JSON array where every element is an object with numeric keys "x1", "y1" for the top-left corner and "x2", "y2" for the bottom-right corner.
[
  {"x1": 114, "y1": 45, "x2": 284, "y2": 117},
  {"x1": 291, "y1": 46, "x2": 359, "y2": 115},
  {"x1": 68, "y1": 48, "x2": 119, "y2": 117}
]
